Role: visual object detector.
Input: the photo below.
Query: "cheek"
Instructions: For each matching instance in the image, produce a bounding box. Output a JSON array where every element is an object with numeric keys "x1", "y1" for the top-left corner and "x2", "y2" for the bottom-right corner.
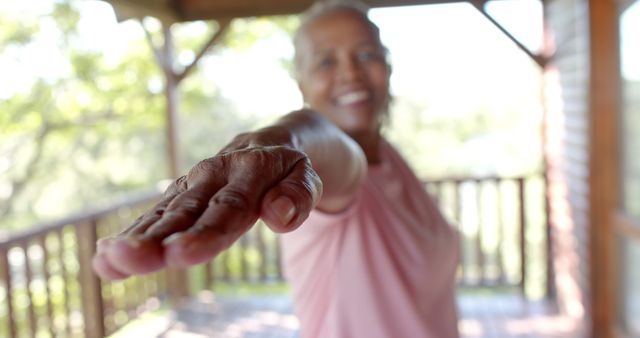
[
  {"x1": 374, "y1": 73, "x2": 391, "y2": 100},
  {"x1": 303, "y1": 77, "x2": 332, "y2": 106},
  {"x1": 374, "y1": 66, "x2": 391, "y2": 88}
]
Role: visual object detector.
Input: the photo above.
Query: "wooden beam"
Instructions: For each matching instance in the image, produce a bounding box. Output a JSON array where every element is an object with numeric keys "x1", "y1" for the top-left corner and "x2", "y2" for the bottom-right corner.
[
  {"x1": 103, "y1": 0, "x2": 178, "y2": 23},
  {"x1": 470, "y1": 0, "x2": 547, "y2": 68},
  {"x1": 141, "y1": 23, "x2": 167, "y2": 72},
  {"x1": 175, "y1": 0, "x2": 465, "y2": 21},
  {"x1": 176, "y1": 19, "x2": 232, "y2": 83},
  {"x1": 106, "y1": 0, "x2": 467, "y2": 22}
]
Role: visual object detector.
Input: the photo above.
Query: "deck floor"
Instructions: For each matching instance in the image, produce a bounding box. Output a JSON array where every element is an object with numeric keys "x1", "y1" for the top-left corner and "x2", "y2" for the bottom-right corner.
[{"x1": 112, "y1": 291, "x2": 582, "y2": 338}]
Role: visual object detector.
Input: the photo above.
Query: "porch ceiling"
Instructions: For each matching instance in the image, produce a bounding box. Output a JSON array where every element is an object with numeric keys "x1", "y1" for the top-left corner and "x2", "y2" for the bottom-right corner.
[{"x1": 105, "y1": 0, "x2": 466, "y2": 23}]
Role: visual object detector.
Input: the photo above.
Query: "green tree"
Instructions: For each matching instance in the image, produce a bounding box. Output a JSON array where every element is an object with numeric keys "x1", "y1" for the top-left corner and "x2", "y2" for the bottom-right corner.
[{"x1": 0, "y1": 1, "x2": 299, "y2": 231}]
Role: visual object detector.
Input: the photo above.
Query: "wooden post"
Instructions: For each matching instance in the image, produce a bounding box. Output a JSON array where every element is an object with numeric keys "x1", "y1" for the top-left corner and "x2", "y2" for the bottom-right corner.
[
  {"x1": 0, "y1": 249, "x2": 17, "y2": 338},
  {"x1": 76, "y1": 221, "x2": 106, "y2": 338},
  {"x1": 475, "y1": 180, "x2": 485, "y2": 286},
  {"x1": 21, "y1": 242, "x2": 37, "y2": 338},
  {"x1": 257, "y1": 225, "x2": 268, "y2": 282},
  {"x1": 162, "y1": 24, "x2": 182, "y2": 180},
  {"x1": 39, "y1": 236, "x2": 55, "y2": 335},
  {"x1": 57, "y1": 231, "x2": 72, "y2": 336},
  {"x1": 455, "y1": 180, "x2": 465, "y2": 285},
  {"x1": 141, "y1": 19, "x2": 231, "y2": 303},
  {"x1": 495, "y1": 178, "x2": 505, "y2": 285},
  {"x1": 517, "y1": 178, "x2": 527, "y2": 297},
  {"x1": 588, "y1": 1, "x2": 619, "y2": 337},
  {"x1": 160, "y1": 24, "x2": 190, "y2": 303},
  {"x1": 539, "y1": 21, "x2": 557, "y2": 299}
]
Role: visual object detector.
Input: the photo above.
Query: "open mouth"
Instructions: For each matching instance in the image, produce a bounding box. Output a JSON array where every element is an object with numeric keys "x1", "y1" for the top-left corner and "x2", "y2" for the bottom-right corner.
[{"x1": 335, "y1": 91, "x2": 370, "y2": 106}]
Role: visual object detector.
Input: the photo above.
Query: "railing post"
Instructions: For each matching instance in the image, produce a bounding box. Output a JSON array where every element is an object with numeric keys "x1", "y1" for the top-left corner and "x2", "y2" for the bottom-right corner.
[
  {"x1": 517, "y1": 178, "x2": 527, "y2": 297},
  {"x1": 454, "y1": 180, "x2": 465, "y2": 285},
  {"x1": 168, "y1": 267, "x2": 190, "y2": 305},
  {"x1": 543, "y1": 170, "x2": 556, "y2": 300},
  {"x1": 76, "y1": 221, "x2": 106, "y2": 338},
  {"x1": 257, "y1": 225, "x2": 268, "y2": 282},
  {"x1": 475, "y1": 180, "x2": 485, "y2": 286},
  {"x1": 21, "y1": 242, "x2": 37, "y2": 338},
  {"x1": 0, "y1": 249, "x2": 17, "y2": 338},
  {"x1": 38, "y1": 236, "x2": 55, "y2": 335},
  {"x1": 494, "y1": 178, "x2": 506, "y2": 285},
  {"x1": 275, "y1": 238, "x2": 284, "y2": 282},
  {"x1": 240, "y1": 235, "x2": 249, "y2": 282}
]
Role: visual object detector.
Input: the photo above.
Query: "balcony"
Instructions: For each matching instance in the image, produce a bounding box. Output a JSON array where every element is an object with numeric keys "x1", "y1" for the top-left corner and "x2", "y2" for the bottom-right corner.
[{"x1": 0, "y1": 174, "x2": 580, "y2": 338}]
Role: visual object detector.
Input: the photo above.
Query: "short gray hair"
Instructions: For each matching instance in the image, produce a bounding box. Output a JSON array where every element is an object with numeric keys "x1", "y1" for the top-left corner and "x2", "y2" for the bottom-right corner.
[{"x1": 293, "y1": 0, "x2": 387, "y2": 79}]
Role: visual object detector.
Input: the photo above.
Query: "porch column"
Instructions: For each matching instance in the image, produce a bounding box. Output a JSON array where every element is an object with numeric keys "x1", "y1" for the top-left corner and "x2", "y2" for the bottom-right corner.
[{"x1": 163, "y1": 25, "x2": 182, "y2": 179}]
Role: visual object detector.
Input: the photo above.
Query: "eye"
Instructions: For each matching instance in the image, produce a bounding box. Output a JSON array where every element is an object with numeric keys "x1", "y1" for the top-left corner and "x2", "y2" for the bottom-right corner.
[
  {"x1": 357, "y1": 50, "x2": 384, "y2": 63},
  {"x1": 315, "y1": 56, "x2": 335, "y2": 70}
]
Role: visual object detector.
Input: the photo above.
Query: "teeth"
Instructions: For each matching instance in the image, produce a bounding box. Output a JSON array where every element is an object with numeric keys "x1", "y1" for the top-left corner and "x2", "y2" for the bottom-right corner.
[{"x1": 336, "y1": 91, "x2": 369, "y2": 105}]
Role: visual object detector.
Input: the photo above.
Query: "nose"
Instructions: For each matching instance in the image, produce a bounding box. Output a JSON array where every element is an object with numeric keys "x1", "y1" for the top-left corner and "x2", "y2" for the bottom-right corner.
[{"x1": 337, "y1": 55, "x2": 364, "y2": 83}]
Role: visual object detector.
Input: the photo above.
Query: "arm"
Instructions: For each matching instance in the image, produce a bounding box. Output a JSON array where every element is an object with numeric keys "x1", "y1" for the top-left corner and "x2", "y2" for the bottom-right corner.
[
  {"x1": 256, "y1": 109, "x2": 367, "y2": 214},
  {"x1": 92, "y1": 109, "x2": 366, "y2": 280}
]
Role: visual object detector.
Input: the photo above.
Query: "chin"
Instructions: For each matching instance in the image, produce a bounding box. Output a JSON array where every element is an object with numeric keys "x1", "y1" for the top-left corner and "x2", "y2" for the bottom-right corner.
[{"x1": 342, "y1": 123, "x2": 381, "y2": 137}]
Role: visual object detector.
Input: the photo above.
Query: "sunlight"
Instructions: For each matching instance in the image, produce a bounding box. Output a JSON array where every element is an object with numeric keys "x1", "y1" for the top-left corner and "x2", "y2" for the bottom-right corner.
[
  {"x1": 370, "y1": 2, "x2": 542, "y2": 113},
  {"x1": 457, "y1": 318, "x2": 484, "y2": 337},
  {"x1": 621, "y1": 0, "x2": 640, "y2": 80},
  {"x1": 0, "y1": 0, "x2": 544, "y2": 121}
]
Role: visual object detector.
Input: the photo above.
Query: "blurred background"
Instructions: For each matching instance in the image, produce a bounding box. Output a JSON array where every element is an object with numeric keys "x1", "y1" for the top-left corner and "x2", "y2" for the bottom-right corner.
[{"x1": 0, "y1": 0, "x2": 637, "y2": 337}]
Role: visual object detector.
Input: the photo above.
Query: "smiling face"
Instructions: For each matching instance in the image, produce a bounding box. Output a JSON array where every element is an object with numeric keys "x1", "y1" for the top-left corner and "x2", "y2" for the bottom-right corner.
[{"x1": 295, "y1": 8, "x2": 391, "y2": 139}]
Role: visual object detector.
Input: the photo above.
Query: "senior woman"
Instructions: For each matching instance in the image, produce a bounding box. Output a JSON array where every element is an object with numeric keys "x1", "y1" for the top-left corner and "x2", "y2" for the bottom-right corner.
[{"x1": 93, "y1": 1, "x2": 459, "y2": 337}]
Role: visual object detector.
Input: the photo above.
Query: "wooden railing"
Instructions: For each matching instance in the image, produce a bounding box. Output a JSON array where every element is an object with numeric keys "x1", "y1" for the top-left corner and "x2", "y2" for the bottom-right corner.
[
  {"x1": 0, "y1": 190, "x2": 167, "y2": 338},
  {"x1": 0, "y1": 174, "x2": 548, "y2": 338},
  {"x1": 189, "y1": 174, "x2": 548, "y2": 293},
  {"x1": 425, "y1": 175, "x2": 547, "y2": 293}
]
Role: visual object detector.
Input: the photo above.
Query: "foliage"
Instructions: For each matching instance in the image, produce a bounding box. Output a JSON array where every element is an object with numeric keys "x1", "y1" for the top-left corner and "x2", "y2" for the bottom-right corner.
[
  {"x1": 387, "y1": 94, "x2": 543, "y2": 179},
  {"x1": 1, "y1": 3, "x2": 164, "y2": 230},
  {"x1": 0, "y1": 1, "x2": 298, "y2": 231},
  {"x1": 0, "y1": 0, "x2": 541, "y2": 233}
]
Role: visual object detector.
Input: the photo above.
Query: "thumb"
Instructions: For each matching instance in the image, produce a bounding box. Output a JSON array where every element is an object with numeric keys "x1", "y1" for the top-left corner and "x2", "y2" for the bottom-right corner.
[{"x1": 260, "y1": 159, "x2": 322, "y2": 233}]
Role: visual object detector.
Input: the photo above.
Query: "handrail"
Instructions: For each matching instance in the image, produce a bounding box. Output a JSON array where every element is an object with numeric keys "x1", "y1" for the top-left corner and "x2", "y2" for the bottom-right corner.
[
  {"x1": 425, "y1": 173, "x2": 540, "y2": 184},
  {"x1": 422, "y1": 174, "x2": 546, "y2": 293},
  {"x1": 0, "y1": 187, "x2": 167, "y2": 338},
  {"x1": 0, "y1": 189, "x2": 162, "y2": 249},
  {"x1": 0, "y1": 174, "x2": 549, "y2": 338}
]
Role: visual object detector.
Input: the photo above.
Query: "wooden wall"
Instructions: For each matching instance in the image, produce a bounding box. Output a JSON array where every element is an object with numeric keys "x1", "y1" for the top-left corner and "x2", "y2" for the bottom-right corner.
[
  {"x1": 543, "y1": 0, "x2": 591, "y2": 336},
  {"x1": 545, "y1": 0, "x2": 622, "y2": 336}
]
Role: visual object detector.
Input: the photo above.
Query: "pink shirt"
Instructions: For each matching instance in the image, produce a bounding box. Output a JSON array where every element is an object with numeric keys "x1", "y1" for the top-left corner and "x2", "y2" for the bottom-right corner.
[{"x1": 280, "y1": 140, "x2": 459, "y2": 338}]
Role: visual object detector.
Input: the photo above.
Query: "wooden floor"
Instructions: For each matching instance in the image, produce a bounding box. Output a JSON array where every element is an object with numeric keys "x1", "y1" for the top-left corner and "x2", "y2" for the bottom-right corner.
[{"x1": 111, "y1": 290, "x2": 582, "y2": 338}]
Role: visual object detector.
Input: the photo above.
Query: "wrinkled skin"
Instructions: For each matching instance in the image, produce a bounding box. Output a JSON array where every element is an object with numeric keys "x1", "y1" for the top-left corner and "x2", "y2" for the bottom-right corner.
[{"x1": 92, "y1": 128, "x2": 323, "y2": 280}]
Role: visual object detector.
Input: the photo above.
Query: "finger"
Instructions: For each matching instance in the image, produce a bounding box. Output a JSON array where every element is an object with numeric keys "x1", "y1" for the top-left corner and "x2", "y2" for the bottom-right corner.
[
  {"x1": 117, "y1": 192, "x2": 178, "y2": 237},
  {"x1": 260, "y1": 158, "x2": 322, "y2": 233},
  {"x1": 96, "y1": 191, "x2": 179, "y2": 277},
  {"x1": 140, "y1": 182, "x2": 223, "y2": 241},
  {"x1": 103, "y1": 183, "x2": 222, "y2": 275},
  {"x1": 93, "y1": 239, "x2": 130, "y2": 279},
  {"x1": 117, "y1": 176, "x2": 187, "y2": 237},
  {"x1": 92, "y1": 252, "x2": 130, "y2": 280},
  {"x1": 164, "y1": 175, "x2": 188, "y2": 196},
  {"x1": 95, "y1": 193, "x2": 177, "y2": 278},
  {"x1": 163, "y1": 180, "x2": 265, "y2": 267},
  {"x1": 103, "y1": 236, "x2": 166, "y2": 275}
]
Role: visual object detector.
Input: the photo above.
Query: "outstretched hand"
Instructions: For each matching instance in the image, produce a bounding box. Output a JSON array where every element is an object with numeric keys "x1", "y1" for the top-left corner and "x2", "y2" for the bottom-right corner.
[{"x1": 92, "y1": 133, "x2": 323, "y2": 280}]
